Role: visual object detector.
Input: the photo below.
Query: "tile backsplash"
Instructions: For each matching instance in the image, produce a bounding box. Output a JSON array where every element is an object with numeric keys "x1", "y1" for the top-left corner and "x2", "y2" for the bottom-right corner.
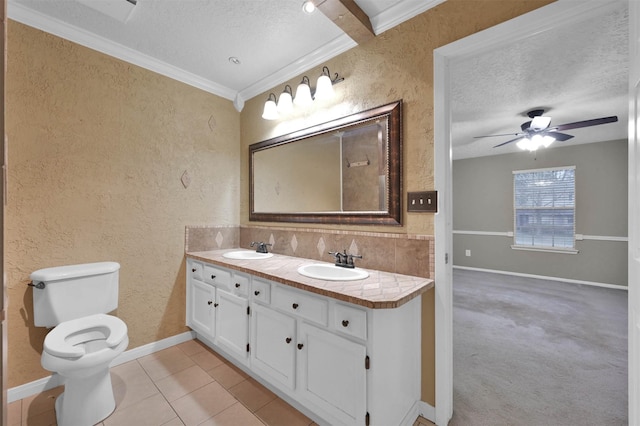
[{"x1": 185, "y1": 225, "x2": 434, "y2": 279}]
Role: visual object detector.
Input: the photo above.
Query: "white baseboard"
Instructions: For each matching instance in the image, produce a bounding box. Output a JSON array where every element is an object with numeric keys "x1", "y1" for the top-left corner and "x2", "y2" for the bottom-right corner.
[
  {"x1": 401, "y1": 399, "x2": 436, "y2": 425},
  {"x1": 454, "y1": 265, "x2": 628, "y2": 290},
  {"x1": 7, "y1": 331, "x2": 196, "y2": 403}
]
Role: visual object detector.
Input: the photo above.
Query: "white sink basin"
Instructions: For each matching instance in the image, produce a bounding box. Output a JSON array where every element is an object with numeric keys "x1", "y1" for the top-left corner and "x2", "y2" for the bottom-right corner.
[
  {"x1": 223, "y1": 250, "x2": 274, "y2": 260},
  {"x1": 297, "y1": 264, "x2": 369, "y2": 281}
]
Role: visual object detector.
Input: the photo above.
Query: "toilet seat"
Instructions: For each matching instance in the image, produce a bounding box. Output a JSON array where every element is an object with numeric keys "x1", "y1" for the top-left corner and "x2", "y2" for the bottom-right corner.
[{"x1": 44, "y1": 313, "x2": 127, "y2": 358}]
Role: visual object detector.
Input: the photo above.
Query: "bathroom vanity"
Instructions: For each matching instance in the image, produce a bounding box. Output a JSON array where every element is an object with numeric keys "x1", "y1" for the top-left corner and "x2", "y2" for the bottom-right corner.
[{"x1": 185, "y1": 249, "x2": 433, "y2": 426}]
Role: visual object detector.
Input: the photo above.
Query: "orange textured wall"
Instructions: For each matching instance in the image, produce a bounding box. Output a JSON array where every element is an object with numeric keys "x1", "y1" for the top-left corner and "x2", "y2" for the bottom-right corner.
[{"x1": 6, "y1": 21, "x2": 240, "y2": 388}]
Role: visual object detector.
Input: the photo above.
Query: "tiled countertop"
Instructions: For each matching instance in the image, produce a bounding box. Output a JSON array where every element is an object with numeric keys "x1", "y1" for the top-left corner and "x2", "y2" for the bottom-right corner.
[{"x1": 186, "y1": 249, "x2": 434, "y2": 309}]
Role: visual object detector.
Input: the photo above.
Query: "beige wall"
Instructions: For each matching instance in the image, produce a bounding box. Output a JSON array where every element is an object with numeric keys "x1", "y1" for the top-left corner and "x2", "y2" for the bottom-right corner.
[
  {"x1": 240, "y1": 0, "x2": 554, "y2": 404},
  {"x1": 6, "y1": 21, "x2": 240, "y2": 387},
  {"x1": 5, "y1": 0, "x2": 554, "y2": 408}
]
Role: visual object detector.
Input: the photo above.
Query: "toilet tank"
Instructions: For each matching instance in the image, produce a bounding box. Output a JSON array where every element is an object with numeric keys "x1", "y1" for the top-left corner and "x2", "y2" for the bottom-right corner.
[{"x1": 30, "y1": 262, "x2": 121, "y2": 327}]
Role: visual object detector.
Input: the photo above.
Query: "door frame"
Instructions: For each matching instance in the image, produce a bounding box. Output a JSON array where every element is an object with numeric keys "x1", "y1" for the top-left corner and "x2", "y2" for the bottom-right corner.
[{"x1": 433, "y1": 1, "x2": 630, "y2": 424}]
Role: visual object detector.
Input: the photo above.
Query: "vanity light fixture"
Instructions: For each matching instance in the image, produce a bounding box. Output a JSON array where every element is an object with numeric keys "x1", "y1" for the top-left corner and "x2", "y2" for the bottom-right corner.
[
  {"x1": 262, "y1": 93, "x2": 279, "y2": 120},
  {"x1": 261, "y1": 66, "x2": 344, "y2": 120},
  {"x1": 277, "y1": 85, "x2": 294, "y2": 114},
  {"x1": 294, "y1": 76, "x2": 313, "y2": 106}
]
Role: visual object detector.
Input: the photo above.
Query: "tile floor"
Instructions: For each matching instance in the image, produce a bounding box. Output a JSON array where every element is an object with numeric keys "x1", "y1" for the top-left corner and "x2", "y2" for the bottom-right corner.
[
  {"x1": 7, "y1": 339, "x2": 435, "y2": 426},
  {"x1": 8, "y1": 339, "x2": 316, "y2": 426}
]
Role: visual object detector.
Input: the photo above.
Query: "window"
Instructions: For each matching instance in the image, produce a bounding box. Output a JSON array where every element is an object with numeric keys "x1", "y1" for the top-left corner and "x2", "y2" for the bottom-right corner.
[{"x1": 513, "y1": 166, "x2": 575, "y2": 250}]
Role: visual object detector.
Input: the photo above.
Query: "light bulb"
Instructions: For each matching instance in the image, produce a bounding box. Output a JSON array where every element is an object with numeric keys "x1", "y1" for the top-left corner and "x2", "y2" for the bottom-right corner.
[
  {"x1": 278, "y1": 91, "x2": 293, "y2": 114},
  {"x1": 314, "y1": 74, "x2": 334, "y2": 100},
  {"x1": 262, "y1": 95, "x2": 279, "y2": 120},
  {"x1": 302, "y1": 0, "x2": 315, "y2": 14},
  {"x1": 294, "y1": 80, "x2": 313, "y2": 106}
]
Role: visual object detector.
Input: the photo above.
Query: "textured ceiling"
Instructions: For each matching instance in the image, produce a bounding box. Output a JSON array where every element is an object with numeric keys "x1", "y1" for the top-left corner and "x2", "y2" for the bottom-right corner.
[
  {"x1": 8, "y1": 0, "x2": 443, "y2": 108},
  {"x1": 451, "y1": 1, "x2": 628, "y2": 160}
]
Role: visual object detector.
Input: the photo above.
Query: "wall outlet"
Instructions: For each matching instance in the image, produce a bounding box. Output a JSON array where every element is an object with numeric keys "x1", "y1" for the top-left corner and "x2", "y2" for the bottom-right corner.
[
  {"x1": 407, "y1": 191, "x2": 437, "y2": 212},
  {"x1": 465, "y1": 249, "x2": 471, "y2": 257}
]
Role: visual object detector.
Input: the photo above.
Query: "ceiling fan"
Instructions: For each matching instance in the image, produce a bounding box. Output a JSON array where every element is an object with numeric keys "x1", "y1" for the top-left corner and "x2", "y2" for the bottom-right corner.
[{"x1": 474, "y1": 109, "x2": 619, "y2": 151}]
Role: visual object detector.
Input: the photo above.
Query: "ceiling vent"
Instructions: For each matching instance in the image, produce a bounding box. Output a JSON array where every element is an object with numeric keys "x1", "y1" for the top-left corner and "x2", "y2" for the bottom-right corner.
[{"x1": 75, "y1": 0, "x2": 137, "y2": 23}]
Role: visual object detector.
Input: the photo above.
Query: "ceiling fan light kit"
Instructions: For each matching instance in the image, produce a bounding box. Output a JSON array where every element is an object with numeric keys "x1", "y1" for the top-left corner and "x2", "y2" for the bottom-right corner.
[
  {"x1": 516, "y1": 134, "x2": 556, "y2": 152},
  {"x1": 474, "y1": 109, "x2": 619, "y2": 152}
]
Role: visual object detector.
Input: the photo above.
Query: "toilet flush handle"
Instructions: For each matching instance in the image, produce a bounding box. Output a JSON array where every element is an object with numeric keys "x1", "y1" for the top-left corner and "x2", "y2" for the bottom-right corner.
[{"x1": 27, "y1": 281, "x2": 45, "y2": 290}]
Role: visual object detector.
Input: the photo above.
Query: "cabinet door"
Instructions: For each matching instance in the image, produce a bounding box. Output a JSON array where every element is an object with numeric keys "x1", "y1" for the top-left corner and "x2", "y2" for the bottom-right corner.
[
  {"x1": 215, "y1": 290, "x2": 249, "y2": 362},
  {"x1": 251, "y1": 303, "x2": 296, "y2": 390},
  {"x1": 188, "y1": 279, "x2": 215, "y2": 338},
  {"x1": 298, "y1": 323, "x2": 367, "y2": 425}
]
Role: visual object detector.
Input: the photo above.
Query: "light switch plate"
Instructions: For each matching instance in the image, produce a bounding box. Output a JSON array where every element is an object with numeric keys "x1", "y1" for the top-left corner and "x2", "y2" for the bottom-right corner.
[{"x1": 407, "y1": 191, "x2": 437, "y2": 212}]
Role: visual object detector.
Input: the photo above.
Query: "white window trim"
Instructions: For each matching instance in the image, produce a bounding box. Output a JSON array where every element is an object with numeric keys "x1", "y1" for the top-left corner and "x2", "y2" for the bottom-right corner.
[
  {"x1": 510, "y1": 244, "x2": 579, "y2": 254},
  {"x1": 512, "y1": 165, "x2": 576, "y2": 251}
]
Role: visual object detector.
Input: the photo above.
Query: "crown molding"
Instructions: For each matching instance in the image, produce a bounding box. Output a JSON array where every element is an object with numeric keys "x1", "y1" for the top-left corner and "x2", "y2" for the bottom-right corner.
[
  {"x1": 236, "y1": 34, "x2": 356, "y2": 105},
  {"x1": 8, "y1": 1, "x2": 237, "y2": 101},
  {"x1": 370, "y1": 0, "x2": 446, "y2": 35},
  {"x1": 8, "y1": 0, "x2": 447, "y2": 109}
]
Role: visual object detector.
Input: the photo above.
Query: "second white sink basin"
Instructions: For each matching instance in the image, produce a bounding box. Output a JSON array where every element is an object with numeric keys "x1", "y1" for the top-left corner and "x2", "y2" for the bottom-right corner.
[
  {"x1": 297, "y1": 264, "x2": 369, "y2": 281},
  {"x1": 223, "y1": 250, "x2": 274, "y2": 260}
]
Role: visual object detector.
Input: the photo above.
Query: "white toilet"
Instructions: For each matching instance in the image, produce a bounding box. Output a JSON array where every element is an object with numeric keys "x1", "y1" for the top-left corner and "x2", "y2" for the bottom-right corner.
[{"x1": 30, "y1": 262, "x2": 129, "y2": 426}]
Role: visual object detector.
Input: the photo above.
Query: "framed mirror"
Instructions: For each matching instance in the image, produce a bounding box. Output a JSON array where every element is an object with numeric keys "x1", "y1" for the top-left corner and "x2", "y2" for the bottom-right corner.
[{"x1": 250, "y1": 100, "x2": 402, "y2": 225}]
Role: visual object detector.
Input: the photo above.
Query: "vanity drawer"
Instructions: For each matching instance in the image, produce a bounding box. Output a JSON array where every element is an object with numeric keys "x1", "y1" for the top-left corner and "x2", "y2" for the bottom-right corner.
[
  {"x1": 231, "y1": 272, "x2": 250, "y2": 297},
  {"x1": 188, "y1": 260, "x2": 203, "y2": 281},
  {"x1": 203, "y1": 264, "x2": 231, "y2": 288},
  {"x1": 252, "y1": 278, "x2": 271, "y2": 304},
  {"x1": 272, "y1": 285, "x2": 328, "y2": 326},
  {"x1": 333, "y1": 303, "x2": 367, "y2": 341}
]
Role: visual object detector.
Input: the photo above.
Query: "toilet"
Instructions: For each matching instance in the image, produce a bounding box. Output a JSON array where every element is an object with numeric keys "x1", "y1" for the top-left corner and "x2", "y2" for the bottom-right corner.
[{"x1": 30, "y1": 262, "x2": 129, "y2": 426}]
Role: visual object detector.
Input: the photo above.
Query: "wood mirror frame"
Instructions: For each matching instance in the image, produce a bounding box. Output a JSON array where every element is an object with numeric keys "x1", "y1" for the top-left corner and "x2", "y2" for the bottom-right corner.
[{"x1": 249, "y1": 100, "x2": 402, "y2": 226}]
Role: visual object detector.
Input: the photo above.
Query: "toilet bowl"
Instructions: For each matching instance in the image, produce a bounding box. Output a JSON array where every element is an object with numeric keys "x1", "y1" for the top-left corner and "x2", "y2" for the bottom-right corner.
[{"x1": 41, "y1": 314, "x2": 128, "y2": 426}]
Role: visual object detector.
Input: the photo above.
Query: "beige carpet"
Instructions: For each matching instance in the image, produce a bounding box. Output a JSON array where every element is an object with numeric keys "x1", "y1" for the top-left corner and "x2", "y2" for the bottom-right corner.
[{"x1": 451, "y1": 269, "x2": 627, "y2": 426}]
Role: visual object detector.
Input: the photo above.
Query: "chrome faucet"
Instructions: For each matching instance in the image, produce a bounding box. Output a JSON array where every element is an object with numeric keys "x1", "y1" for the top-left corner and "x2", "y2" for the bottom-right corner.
[
  {"x1": 250, "y1": 241, "x2": 272, "y2": 253},
  {"x1": 328, "y1": 250, "x2": 362, "y2": 269}
]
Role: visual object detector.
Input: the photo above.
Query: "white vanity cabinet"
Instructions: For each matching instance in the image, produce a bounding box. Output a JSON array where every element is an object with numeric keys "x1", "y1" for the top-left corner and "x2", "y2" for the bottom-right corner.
[
  {"x1": 187, "y1": 272, "x2": 216, "y2": 337},
  {"x1": 186, "y1": 259, "x2": 250, "y2": 364},
  {"x1": 186, "y1": 260, "x2": 215, "y2": 337},
  {"x1": 215, "y1": 289, "x2": 249, "y2": 363},
  {"x1": 186, "y1": 256, "x2": 422, "y2": 426},
  {"x1": 297, "y1": 321, "x2": 367, "y2": 425},
  {"x1": 250, "y1": 302, "x2": 296, "y2": 390}
]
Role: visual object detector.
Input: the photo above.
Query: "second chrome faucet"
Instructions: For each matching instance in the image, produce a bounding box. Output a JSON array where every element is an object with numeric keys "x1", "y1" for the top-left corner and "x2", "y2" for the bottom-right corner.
[{"x1": 328, "y1": 250, "x2": 362, "y2": 269}]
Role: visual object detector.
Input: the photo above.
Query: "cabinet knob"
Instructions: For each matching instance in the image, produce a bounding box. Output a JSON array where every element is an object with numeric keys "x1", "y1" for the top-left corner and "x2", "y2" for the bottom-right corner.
[
  {"x1": 292, "y1": 303, "x2": 299, "y2": 310},
  {"x1": 211, "y1": 275, "x2": 216, "y2": 280},
  {"x1": 254, "y1": 290, "x2": 261, "y2": 296},
  {"x1": 207, "y1": 300, "x2": 213, "y2": 305},
  {"x1": 214, "y1": 303, "x2": 219, "y2": 307},
  {"x1": 192, "y1": 268, "x2": 197, "y2": 273},
  {"x1": 342, "y1": 320, "x2": 349, "y2": 327},
  {"x1": 285, "y1": 337, "x2": 292, "y2": 344},
  {"x1": 235, "y1": 283, "x2": 241, "y2": 288},
  {"x1": 297, "y1": 343, "x2": 304, "y2": 350}
]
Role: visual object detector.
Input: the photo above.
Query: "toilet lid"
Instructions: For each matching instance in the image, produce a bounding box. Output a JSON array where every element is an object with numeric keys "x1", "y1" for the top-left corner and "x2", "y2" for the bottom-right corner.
[{"x1": 44, "y1": 314, "x2": 128, "y2": 358}]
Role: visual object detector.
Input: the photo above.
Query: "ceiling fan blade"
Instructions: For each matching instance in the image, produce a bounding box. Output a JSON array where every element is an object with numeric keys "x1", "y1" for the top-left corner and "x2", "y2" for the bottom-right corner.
[
  {"x1": 553, "y1": 116, "x2": 618, "y2": 131},
  {"x1": 530, "y1": 116, "x2": 551, "y2": 131},
  {"x1": 474, "y1": 132, "x2": 524, "y2": 139},
  {"x1": 546, "y1": 131, "x2": 574, "y2": 142},
  {"x1": 493, "y1": 136, "x2": 523, "y2": 148}
]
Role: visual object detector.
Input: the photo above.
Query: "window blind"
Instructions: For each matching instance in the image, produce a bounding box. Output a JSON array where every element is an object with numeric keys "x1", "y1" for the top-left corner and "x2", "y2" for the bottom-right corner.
[{"x1": 513, "y1": 166, "x2": 575, "y2": 249}]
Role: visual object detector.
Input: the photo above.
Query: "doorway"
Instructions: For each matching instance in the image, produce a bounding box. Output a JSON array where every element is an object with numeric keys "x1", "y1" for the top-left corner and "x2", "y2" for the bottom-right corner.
[{"x1": 433, "y1": 1, "x2": 634, "y2": 424}]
